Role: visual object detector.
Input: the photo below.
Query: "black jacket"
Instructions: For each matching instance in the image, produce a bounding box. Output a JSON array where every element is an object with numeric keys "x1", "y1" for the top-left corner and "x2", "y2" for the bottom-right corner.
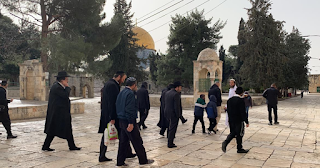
[
  {"x1": 136, "y1": 85, "x2": 150, "y2": 110},
  {"x1": 164, "y1": 89, "x2": 181, "y2": 119},
  {"x1": 0, "y1": 87, "x2": 11, "y2": 122},
  {"x1": 227, "y1": 96, "x2": 248, "y2": 124},
  {"x1": 208, "y1": 84, "x2": 222, "y2": 106},
  {"x1": 0, "y1": 87, "x2": 10, "y2": 110},
  {"x1": 98, "y1": 79, "x2": 120, "y2": 133},
  {"x1": 262, "y1": 87, "x2": 278, "y2": 106},
  {"x1": 44, "y1": 82, "x2": 72, "y2": 139}
]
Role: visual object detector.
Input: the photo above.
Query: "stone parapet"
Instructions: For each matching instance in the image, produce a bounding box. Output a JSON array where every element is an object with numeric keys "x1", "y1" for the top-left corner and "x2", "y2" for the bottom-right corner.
[
  {"x1": 8, "y1": 102, "x2": 84, "y2": 120},
  {"x1": 149, "y1": 95, "x2": 266, "y2": 109}
]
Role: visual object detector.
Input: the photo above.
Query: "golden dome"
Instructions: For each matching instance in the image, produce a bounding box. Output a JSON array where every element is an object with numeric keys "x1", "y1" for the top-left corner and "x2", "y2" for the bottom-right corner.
[{"x1": 132, "y1": 27, "x2": 155, "y2": 50}]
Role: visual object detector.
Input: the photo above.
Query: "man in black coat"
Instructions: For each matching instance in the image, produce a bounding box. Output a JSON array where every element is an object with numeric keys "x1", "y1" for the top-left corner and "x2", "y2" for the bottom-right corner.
[
  {"x1": 222, "y1": 87, "x2": 249, "y2": 153},
  {"x1": 208, "y1": 81, "x2": 222, "y2": 131},
  {"x1": 0, "y1": 81, "x2": 17, "y2": 139},
  {"x1": 164, "y1": 81, "x2": 182, "y2": 148},
  {"x1": 43, "y1": 71, "x2": 80, "y2": 151},
  {"x1": 137, "y1": 82, "x2": 150, "y2": 129},
  {"x1": 98, "y1": 71, "x2": 135, "y2": 162},
  {"x1": 157, "y1": 84, "x2": 174, "y2": 136},
  {"x1": 263, "y1": 83, "x2": 279, "y2": 125}
]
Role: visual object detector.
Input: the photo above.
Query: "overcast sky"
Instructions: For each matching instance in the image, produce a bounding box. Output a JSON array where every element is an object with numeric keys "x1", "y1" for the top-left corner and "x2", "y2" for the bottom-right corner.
[{"x1": 103, "y1": 0, "x2": 320, "y2": 74}]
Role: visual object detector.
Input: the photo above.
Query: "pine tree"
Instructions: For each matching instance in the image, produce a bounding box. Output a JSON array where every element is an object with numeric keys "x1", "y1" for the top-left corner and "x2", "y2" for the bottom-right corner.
[
  {"x1": 157, "y1": 10, "x2": 225, "y2": 88},
  {"x1": 106, "y1": 0, "x2": 146, "y2": 82},
  {"x1": 239, "y1": 0, "x2": 286, "y2": 92}
]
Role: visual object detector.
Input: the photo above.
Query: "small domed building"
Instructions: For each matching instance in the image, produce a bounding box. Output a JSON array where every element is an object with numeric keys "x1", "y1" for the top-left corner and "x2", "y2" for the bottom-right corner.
[{"x1": 193, "y1": 48, "x2": 223, "y2": 102}]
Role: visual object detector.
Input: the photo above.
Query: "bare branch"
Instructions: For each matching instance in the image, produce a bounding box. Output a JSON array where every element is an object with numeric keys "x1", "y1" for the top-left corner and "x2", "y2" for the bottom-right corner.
[{"x1": 9, "y1": 12, "x2": 41, "y2": 27}]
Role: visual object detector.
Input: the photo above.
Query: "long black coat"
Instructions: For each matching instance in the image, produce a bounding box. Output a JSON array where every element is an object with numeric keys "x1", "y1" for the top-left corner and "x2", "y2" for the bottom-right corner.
[
  {"x1": 98, "y1": 79, "x2": 120, "y2": 133},
  {"x1": 44, "y1": 82, "x2": 72, "y2": 139},
  {"x1": 136, "y1": 85, "x2": 150, "y2": 110},
  {"x1": 164, "y1": 89, "x2": 181, "y2": 120},
  {"x1": 0, "y1": 87, "x2": 11, "y2": 122},
  {"x1": 227, "y1": 96, "x2": 248, "y2": 124},
  {"x1": 157, "y1": 88, "x2": 169, "y2": 128}
]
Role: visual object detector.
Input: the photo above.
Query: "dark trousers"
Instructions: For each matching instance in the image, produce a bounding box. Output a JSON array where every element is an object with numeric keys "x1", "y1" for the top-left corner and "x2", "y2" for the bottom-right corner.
[
  {"x1": 117, "y1": 120, "x2": 147, "y2": 165},
  {"x1": 138, "y1": 108, "x2": 149, "y2": 127},
  {"x1": 208, "y1": 118, "x2": 217, "y2": 131},
  {"x1": 168, "y1": 117, "x2": 179, "y2": 146},
  {"x1": 180, "y1": 115, "x2": 187, "y2": 122},
  {"x1": 224, "y1": 122, "x2": 244, "y2": 150},
  {"x1": 192, "y1": 116, "x2": 205, "y2": 132},
  {"x1": 268, "y1": 104, "x2": 278, "y2": 123},
  {"x1": 43, "y1": 134, "x2": 76, "y2": 148},
  {"x1": 0, "y1": 110, "x2": 12, "y2": 136},
  {"x1": 99, "y1": 119, "x2": 133, "y2": 159}
]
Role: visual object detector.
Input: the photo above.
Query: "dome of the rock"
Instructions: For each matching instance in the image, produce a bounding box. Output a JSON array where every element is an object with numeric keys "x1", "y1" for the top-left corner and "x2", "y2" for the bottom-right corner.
[{"x1": 132, "y1": 27, "x2": 155, "y2": 50}]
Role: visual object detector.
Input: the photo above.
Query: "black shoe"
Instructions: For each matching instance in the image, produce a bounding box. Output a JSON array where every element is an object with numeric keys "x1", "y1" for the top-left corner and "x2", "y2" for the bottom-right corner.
[
  {"x1": 116, "y1": 163, "x2": 128, "y2": 166},
  {"x1": 192, "y1": 130, "x2": 195, "y2": 134},
  {"x1": 7, "y1": 135, "x2": 17, "y2": 139},
  {"x1": 69, "y1": 146, "x2": 81, "y2": 151},
  {"x1": 202, "y1": 131, "x2": 206, "y2": 134},
  {"x1": 222, "y1": 141, "x2": 227, "y2": 153},
  {"x1": 212, "y1": 130, "x2": 217, "y2": 134},
  {"x1": 274, "y1": 122, "x2": 279, "y2": 125},
  {"x1": 268, "y1": 123, "x2": 273, "y2": 125},
  {"x1": 237, "y1": 149, "x2": 249, "y2": 153},
  {"x1": 99, "y1": 157, "x2": 112, "y2": 162},
  {"x1": 159, "y1": 133, "x2": 164, "y2": 136},
  {"x1": 140, "y1": 159, "x2": 154, "y2": 165},
  {"x1": 168, "y1": 144, "x2": 177, "y2": 148},
  {"x1": 42, "y1": 147, "x2": 55, "y2": 151},
  {"x1": 142, "y1": 125, "x2": 148, "y2": 129},
  {"x1": 0, "y1": 132, "x2": 2, "y2": 135},
  {"x1": 182, "y1": 119, "x2": 188, "y2": 124},
  {"x1": 126, "y1": 154, "x2": 137, "y2": 158}
]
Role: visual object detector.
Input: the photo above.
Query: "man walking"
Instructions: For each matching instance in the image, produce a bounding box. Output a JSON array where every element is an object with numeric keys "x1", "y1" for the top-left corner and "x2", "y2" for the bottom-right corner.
[
  {"x1": 98, "y1": 71, "x2": 135, "y2": 162},
  {"x1": 43, "y1": 71, "x2": 80, "y2": 151},
  {"x1": 222, "y1": 87, "x2": 249, "y2": 153},
  {"x1": 165, "y1": 81, "x2": 183, "y2": 148},
  {"x1": 137, "y1": 82, "x2": 150, "y2": 129},
  {"x1": 225, "y1": 79, "x2": 237, "y2": 127},
  {"x1": 116, "y1": 77, "x2": 154, "y2": 166},
  {"x1": 208, "y1": 81, "x2": 222, "y2": 131},
  {"x1": 0, "y1": 81, "x2": 17, "y2": 139},
  {"x1": 157, "y1": 84, "x2": 174, "y2": 136},
  {"x1": 263, "y1": 83, "x2": 279, "y2": 125}
]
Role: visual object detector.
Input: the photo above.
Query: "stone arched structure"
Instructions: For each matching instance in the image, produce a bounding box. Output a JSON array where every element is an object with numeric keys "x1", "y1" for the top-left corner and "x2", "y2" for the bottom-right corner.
[
  {"x1": 193, "y1": 48, "x2": 223, "y2": 102},
  {"x1": 19, "y1": 60, "x2": 47, "y2": 101}
]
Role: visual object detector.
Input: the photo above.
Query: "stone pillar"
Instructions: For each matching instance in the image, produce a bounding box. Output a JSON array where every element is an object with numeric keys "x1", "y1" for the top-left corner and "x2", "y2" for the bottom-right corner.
[{"x1": 19, "y1": 60, "x2": 47, "y2": 101}]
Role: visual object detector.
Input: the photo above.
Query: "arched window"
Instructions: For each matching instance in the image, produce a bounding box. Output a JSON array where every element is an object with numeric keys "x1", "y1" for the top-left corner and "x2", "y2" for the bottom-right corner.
[{"x1": 207, "y1": 72, "x2": 210, "y2": 78}]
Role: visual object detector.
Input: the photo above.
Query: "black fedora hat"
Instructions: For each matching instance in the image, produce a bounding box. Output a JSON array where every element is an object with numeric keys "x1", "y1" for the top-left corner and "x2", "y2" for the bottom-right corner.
[
  {"x1": 173, "y1": 81, "x2": 183, "y2": 88},
  {"x1": 54, "y1": 71, "x2": 71, "y2": 78}
]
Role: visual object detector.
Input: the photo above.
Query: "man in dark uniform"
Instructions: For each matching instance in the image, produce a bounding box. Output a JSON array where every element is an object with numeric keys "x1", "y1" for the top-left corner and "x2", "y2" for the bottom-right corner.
[
  {"x1": 43, "y1": 71, "x2": 81, "y2": 151},
  {"x1": 157, "y1": 84, "x2": 174, "y2": 136},
  {"x1": 222, "y1": 87, "x2": 249, "y2": 153},
  {"x1": 0, "y1": 81, "x2": 17, "y2": 139},
  {"x1": 263, "y1": 83, "x2": 279, "y2": 125},
  {"x1": 137, "y1": 82, "x2": 150, "y2": 129},
  {"x1": 116, "y1": 77, "x2": 154, "y2": 166},
  {"x1": 98, "y1": 71, "x2": 135, "y2": 162},
  {"x1": 164, "y1": 81, "x2": 182, "y2": 148}
]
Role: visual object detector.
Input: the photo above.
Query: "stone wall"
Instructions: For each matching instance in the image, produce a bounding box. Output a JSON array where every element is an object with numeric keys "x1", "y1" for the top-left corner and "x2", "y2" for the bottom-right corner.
[
  {"x1": 309, "y1": 74, "x2": 320, "y2": 93},
  {"x1": 9, "y1": 102, "x2": 85, "y2": 120},
  {"x1": 149, "y1": 95, "x2": 266, "y2": 109}
]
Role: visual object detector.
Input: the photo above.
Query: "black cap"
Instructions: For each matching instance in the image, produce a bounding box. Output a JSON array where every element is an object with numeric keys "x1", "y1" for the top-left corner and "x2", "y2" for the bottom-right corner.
[
  {"x1": 55, "y1": 71, "x2": 71, "y2": 77},
  {"x1": 1, "y1": 80, "x2": 7, "y2": 85},
  {"x1": 235, "y1": 87, "x2": 244, "y2": 95},
  {"x1": 173, "y1": 81, "x2": 183, "y2": 88}
]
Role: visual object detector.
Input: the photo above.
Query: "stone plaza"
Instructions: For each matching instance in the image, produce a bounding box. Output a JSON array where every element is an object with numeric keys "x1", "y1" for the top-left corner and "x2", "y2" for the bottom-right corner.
[{"x1": 1, "y1": 93, "x2": 320, "y2": 168}]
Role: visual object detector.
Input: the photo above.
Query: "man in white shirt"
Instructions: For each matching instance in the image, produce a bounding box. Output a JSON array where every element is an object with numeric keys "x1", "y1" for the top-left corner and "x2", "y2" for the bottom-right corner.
[{"x1": 224, "y1": 79, "x2": 237, "y2": 126}]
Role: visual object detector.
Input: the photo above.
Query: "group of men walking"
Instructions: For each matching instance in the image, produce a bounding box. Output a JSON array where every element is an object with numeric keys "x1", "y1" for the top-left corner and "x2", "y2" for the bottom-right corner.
[{"x1": 0, "y1": 69, "x2": 282, "y2": 166}]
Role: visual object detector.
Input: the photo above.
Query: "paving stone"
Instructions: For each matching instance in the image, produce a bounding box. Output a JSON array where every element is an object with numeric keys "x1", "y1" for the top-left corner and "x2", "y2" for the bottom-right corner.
[{"x1": 0, "y1": 95, "x2": 320, "y2": 167}]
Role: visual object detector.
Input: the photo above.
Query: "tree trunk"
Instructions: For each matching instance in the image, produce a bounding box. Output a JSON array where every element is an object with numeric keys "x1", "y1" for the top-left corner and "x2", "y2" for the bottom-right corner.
[{"x1": 40, "y1": 0, "x2": 48, "y2": 72}]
